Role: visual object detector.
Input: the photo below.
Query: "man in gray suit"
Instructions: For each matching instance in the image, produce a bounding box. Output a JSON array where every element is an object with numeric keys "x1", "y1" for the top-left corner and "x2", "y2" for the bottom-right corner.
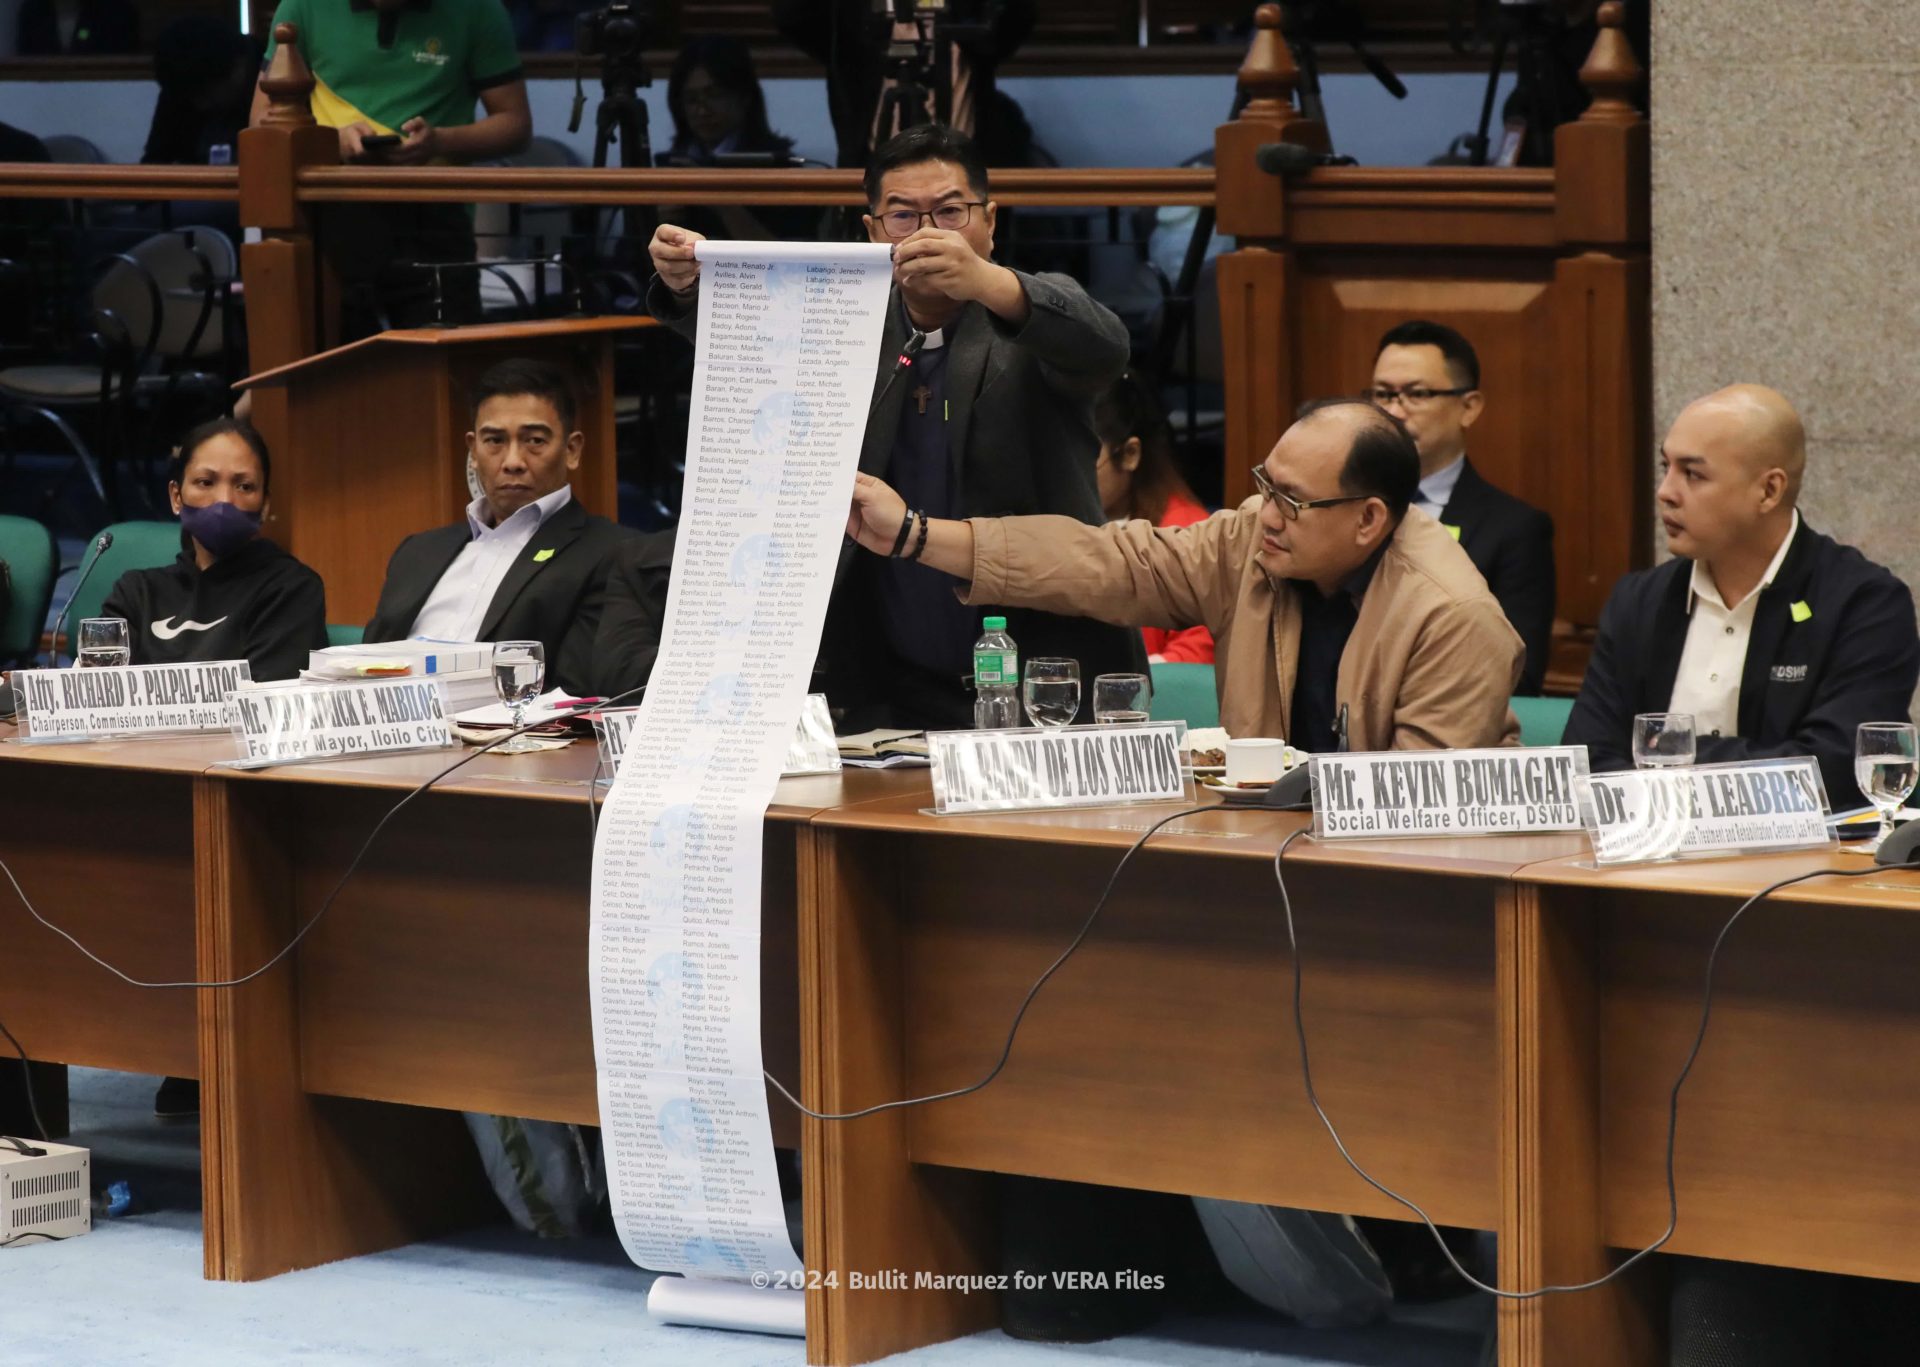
[{"x1": 644, "y1": 124, "x2": 1146, "y2": 730}]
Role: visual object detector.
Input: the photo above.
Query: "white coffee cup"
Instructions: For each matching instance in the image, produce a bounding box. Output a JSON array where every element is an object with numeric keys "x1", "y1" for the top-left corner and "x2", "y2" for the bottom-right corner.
[{"x1": 1224, "y1": 737, "x2": 1289, "y2": 786}]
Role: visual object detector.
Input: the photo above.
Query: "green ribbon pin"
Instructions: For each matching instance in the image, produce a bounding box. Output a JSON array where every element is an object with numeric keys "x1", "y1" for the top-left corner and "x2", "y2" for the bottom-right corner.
[
  {"x1": 1443, "y1": 524, "x2": 1462, "y2": 541},
  {"x1": 1790, "y1": 600, "x2": 1812, "y2": 623},
  {"x1": 533, "y1": 548, "x2": 555, "y2": 563}
]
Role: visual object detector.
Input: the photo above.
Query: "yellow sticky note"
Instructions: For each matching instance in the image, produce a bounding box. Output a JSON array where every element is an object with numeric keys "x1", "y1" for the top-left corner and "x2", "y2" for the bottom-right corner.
[
  {"x1": 1443, "y1": 524, "x2": 1462, "y2": 541},
  {"x1": 533, "y1": 548, "x2": 555, "y2": 563},
  {"x1": 1790, "y1": 600, "x2": 1812, "y2": 623}
]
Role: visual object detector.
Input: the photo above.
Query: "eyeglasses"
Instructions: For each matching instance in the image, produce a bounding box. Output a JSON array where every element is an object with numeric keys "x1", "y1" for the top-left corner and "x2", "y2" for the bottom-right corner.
[
  {"x1": 1250, "y1": 465, "x2": 1368, "y2": 522},
  {"x1": 874, "y1": 202, "x2": 986, "y2": 238},
  {"x1": 1360, "y1": 384, "x2": 1473, "y2": 408}
]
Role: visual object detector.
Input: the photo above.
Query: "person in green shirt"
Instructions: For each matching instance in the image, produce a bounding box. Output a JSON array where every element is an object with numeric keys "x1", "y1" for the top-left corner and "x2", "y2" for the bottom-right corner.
[{"x1": 250, "y1": 0, "x2": 532, "y2": 336}]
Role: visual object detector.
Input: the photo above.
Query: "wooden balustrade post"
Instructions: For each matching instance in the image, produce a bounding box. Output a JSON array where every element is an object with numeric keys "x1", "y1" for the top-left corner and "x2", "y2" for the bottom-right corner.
[
  {"x1": 1214, "y1": 4, "x2": 1325, "y2": 506},
  {"x1": 1500, "y1": 6, "x2": 1660, "y2": 1354},
  {"x1": 1543, "y1": 0, "x2": 1652, "y2": 678},
  {"x1": 237, "y1": 22, "x2": 336, "y2": 549}
]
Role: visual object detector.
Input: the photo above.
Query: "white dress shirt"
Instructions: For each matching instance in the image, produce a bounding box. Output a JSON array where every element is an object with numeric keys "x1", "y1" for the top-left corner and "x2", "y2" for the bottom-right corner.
[
  {"x1": 408, "y1": 485, "x2": 573, "y2": 642},
  {"x1": 1413, "y1": 455, "x2": 1466, "y2": 522},
  {"x1": 1668, "y1": 511, "x2": 1800, "y2": 739}
]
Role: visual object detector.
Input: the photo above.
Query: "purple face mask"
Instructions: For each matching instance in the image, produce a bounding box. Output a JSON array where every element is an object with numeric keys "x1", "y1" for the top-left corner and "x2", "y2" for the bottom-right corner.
[{"x1": 179, "y1": 499, "x2": 261, "y2": 559}]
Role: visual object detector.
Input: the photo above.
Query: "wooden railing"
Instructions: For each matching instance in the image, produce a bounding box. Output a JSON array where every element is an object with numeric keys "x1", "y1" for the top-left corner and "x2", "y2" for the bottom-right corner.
[
  {"x1": 289, "y1": 165, "x2": 1213, "y2": 208},
  {"x1": 0, "y1": 165, "x2": 238, "y2": 201}
]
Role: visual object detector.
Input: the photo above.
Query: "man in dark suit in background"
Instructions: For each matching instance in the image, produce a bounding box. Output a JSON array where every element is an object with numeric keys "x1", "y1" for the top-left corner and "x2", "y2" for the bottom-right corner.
[
  {"x1": 644, "y1": 123, "x2": 1145, "y2": 730},
  {"x1": 590, "y1": 528, "x2": 676, "y2": 699},
  {"x1": 365, "y1": 359, "x2": 624, "y2": 696},
  {"x1": 1369, "y1": 321, "x2": 1557, "y2": 693},
  {"x1": 1565, "y1": 383, "x2": 1918, "y2": 808}
]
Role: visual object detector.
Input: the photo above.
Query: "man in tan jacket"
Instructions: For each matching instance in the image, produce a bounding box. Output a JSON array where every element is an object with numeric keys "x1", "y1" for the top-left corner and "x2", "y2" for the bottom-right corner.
[{"x1": 847, "y1": 397, "x2": 1522, "y2": 750}]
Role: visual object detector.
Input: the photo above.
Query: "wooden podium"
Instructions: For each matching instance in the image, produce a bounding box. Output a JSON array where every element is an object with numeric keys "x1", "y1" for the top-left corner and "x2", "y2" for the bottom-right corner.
[{"x1": 237, "y1": 316, "x2": 654, "y2": 627}]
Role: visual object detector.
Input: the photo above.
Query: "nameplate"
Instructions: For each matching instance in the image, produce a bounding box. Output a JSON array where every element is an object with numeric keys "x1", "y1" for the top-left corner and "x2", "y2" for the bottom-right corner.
[
  {"x1": 1579, "y1": 757, "x2": 1831, "y2": 865},
  {"x1": 13, "y1": 660, "x2": 253, "y2": 742},
  {"x1": 1310, "y1": 747, "x2": 1590, "y2": 840},
  {"x1": 228, "y1": 678, "x2": 452, "y2": 767},
  {"x1": 593, "y1": 694, "x2": 842, "y2": 778},
  {"x1": 928, "y1": 723, "x2": 1191, "y2": 815}
]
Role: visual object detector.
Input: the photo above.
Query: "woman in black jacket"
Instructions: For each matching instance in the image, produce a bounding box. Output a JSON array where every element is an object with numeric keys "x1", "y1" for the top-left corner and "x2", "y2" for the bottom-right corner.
[{"x1": 102, "y1": 418, "x2": 327, "y2": 683}]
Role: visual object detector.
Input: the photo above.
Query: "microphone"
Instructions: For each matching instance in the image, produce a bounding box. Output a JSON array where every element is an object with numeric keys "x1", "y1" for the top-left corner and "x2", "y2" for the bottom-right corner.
[
  {"x1": 48, "y1": 531, "x2": 114, "y2": 666},
  {"x1": 871, "y1": 327, "x2": 928, "y2": 412},
  {"x1": 1875, "y1": 819, "x2": 1920, "y2": 868},
  {"x1": 1254, "y1": 143, "x2": 1359, "y2": 176}
]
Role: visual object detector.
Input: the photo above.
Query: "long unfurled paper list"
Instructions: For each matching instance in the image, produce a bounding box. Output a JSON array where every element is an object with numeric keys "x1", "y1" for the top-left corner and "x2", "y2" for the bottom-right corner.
[{"x1": 590, "y1": 241, "x2": 895, "y2": 1284}]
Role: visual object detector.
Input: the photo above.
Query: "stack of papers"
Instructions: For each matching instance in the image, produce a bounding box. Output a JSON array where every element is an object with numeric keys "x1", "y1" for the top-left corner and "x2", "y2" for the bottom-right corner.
[
  {"x1": 305, "y1": 639, "x2": 490, "y2": 679},
  {"x1": 837, "y1": 728, "x2": 930, "y2": 768},
  {"x1": 304, "y1": 639, "x2": 497, "y2": 714},
  {"x1": 453, "y1": 690, "x2": 590, "y2": 731}
]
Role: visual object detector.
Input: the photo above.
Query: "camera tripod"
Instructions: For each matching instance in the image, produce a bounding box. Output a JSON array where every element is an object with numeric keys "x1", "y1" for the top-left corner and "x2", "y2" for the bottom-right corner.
[
  {"x1": 567, "y1": 32, "x2": 654, "y2": 273},
  {"x1": 874, "y1": 15, "x2": 949, "y2": 138}
]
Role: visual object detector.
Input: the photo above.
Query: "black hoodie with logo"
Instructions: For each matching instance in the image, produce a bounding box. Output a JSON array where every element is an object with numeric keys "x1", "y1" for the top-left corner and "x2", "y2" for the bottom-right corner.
[{"x1": 100, "y1": 536, "x2": 328, "y2": 682}]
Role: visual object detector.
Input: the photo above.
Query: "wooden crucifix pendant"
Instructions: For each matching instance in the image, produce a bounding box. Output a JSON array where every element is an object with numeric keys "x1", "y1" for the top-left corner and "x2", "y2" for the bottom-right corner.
[{"x1": 912, "y1": 384, "x2": 932, "y2": 416}]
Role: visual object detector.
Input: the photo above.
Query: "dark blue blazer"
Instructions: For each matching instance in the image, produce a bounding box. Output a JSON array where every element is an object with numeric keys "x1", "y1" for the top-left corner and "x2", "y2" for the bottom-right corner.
[
  {"x1": 1563, "y1": 520, "x2": 1920, "y2": 807},
  {"x1": 1439, "y1": 458, "x2": 1555, "y2": 694}
]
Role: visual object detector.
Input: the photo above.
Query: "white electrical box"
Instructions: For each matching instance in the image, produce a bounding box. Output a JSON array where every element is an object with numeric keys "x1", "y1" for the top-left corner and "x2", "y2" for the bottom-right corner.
[{"x1": 1, "y1": 1138, "x2": 91, "y2": 1245}]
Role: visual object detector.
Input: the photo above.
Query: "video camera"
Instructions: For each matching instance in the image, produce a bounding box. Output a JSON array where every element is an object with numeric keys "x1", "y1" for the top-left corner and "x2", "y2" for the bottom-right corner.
[
  {"x1": 575, "y1": 1, "x2": 648, "y2": 60},
  {"x1": 867, "y1": 0, "x2": 1001, "y2": 134}
]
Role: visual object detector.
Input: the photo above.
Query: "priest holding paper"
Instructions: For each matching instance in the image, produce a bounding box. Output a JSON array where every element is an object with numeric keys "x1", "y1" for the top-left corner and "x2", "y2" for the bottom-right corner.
[
  {"x1": 645, "y1": 123, "x2": 1147, "y2": 729},
  {"x1": 845, "y1": 398, "x2": 1524, "y2": 752}
]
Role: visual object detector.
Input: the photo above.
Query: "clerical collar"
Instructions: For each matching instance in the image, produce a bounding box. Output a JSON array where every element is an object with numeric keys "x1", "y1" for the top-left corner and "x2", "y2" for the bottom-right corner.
[{"x1": 900, "y1": 297, "x2": 947, "y2": 350}]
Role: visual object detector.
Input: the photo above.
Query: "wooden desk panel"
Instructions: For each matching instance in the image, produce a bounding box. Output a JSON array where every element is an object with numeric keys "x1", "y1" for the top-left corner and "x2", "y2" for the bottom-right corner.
[
  {"x1": 199, "y1": 753, "x2": 906, "y2": 1281},
  {"x1": 273, "y1": 781, "x2": 803, "y2": 1132},
  {"x1": 799, "y1": 798, "x2": 1588, "y2": 1367},
  {"x1": 899, "y1": 838, "x2": 1499, "y2": 1226},
  {"x1": 1593, "y1": 885, "x2": 1920, "y2": 1278},
  {"x1": 1501, "y1": 850, "x2": 1920, "y2": 1367},
  {"x1": 0, "y1": 740, "x2": 220, "y2": 1078},
  {"x1": 1521, "y1": 852, "x2": 1920, "y2": 1279}
]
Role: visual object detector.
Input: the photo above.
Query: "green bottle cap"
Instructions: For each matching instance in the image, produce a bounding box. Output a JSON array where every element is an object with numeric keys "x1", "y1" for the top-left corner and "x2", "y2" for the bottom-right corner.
[{"x1": 983, "y1": 616, "x2": 1007, "y2": 631}]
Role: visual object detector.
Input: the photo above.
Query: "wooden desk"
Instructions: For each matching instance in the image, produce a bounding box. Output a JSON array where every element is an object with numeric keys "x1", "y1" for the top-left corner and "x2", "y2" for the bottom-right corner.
[
  {"x1": 1504, "y1": 848, "x2": 1920, "y2": 1367},
  {"x1": 795, "y1": 785, "x2": 1589, "y2": 1366},
  {"x1": 195, "y1": 744, "x2": 915, "y2": 1281},
  {"x1": 0, "y1": 731, "x2": 234, "y2": 1088}
]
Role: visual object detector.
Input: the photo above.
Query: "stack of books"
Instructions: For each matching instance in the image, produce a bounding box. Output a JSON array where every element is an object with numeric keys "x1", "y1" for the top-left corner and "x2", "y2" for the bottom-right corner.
[{"x1": 303, "y1": 639, "x2": 497, "y2": 714}]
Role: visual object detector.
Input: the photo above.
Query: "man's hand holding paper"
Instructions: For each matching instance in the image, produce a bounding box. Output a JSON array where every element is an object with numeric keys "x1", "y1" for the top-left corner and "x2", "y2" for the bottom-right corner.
[
  {"x1": 649, "y1": 223, "x2": 708, "y2": 295},
  {"x1": 889, "y1": 226, "x2": 1028, "y2": 324}
]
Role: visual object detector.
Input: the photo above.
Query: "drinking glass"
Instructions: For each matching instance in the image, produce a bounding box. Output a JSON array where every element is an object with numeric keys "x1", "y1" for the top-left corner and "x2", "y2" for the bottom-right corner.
[
  {"x1": 1855, "y1": 722, "x2": 1919, "y2": 852},
  {"x1": 76, "y1": 617, "x2": 130, "y2": 668},
  {"x1": 1093, "y1": 672, "x2": 1152, "y2": 724},
  {"x1": 1632, "y1": 712, "x2": 1696, "y2": 769},
  {"x1": 1022, "y1": 658, "x2": 1081, "y2": 729},
  {"x1": 492, "y1": 639, "x2": 546, "y2": 754}
]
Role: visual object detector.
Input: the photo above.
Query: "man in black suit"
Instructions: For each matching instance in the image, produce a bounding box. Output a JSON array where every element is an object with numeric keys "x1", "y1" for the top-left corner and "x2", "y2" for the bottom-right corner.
[
  {"x1": 1565, "y1": 384, "x2": 1918, "y2": 808},
  {"x1": 1369, "y1": 321, "x2": 1556, "y2": 693},
  {"x1": 644, "y1": 123, "x2": 1145, "y2": 729},
  {"x1": 364, "y1": 359, "x2": 624, "y2": 696},
  {"x1": 590, "y1": 527, "x2": 676, "y2": 699}
]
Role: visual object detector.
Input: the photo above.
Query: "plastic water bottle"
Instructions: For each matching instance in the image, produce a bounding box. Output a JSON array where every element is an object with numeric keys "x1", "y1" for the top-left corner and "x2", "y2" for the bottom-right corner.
[{"x1": 972, "y1": 616, "x2": 1021, "y2": 729}]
